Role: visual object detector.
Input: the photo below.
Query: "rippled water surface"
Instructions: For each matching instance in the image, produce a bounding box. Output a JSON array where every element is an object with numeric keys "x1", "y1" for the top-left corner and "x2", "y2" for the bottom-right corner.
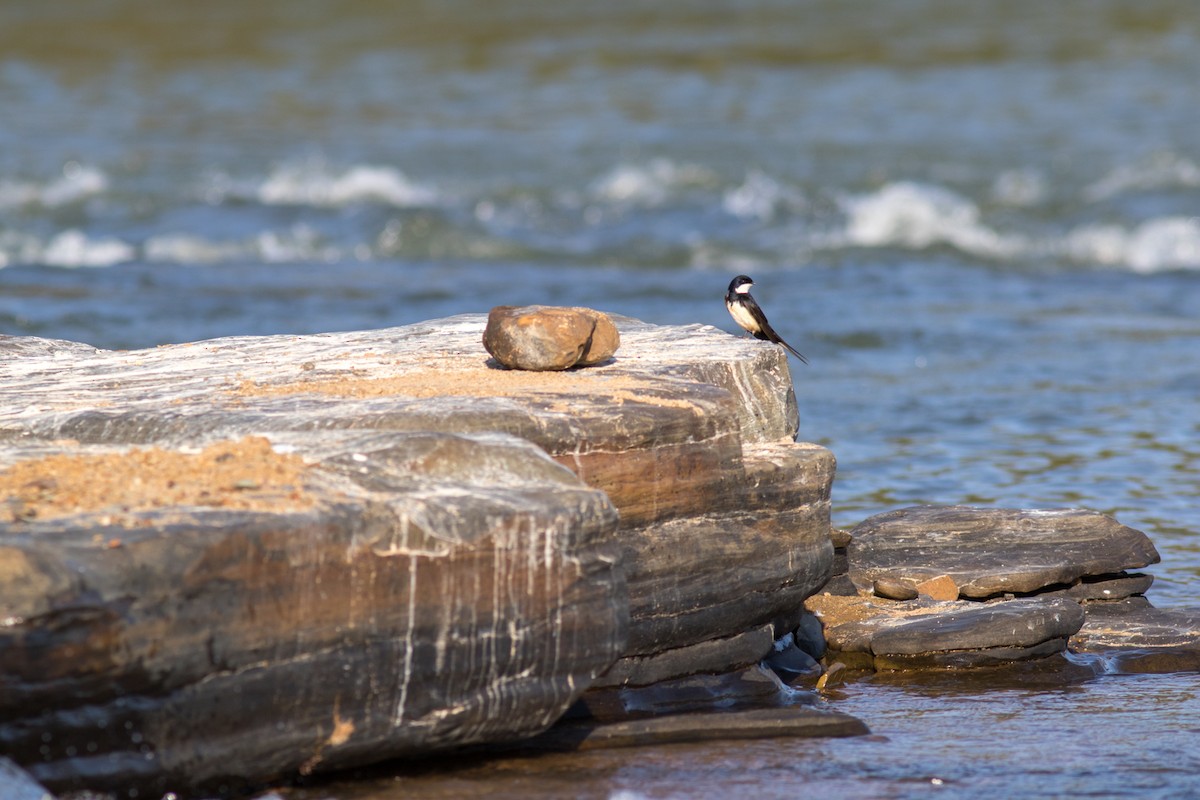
[
  {"x1": 3, "y1": 1, "x2": 1199, "y2": 797},
  {"x1": 286, "y1": 671, "x2": 1200, "y2": 800}
]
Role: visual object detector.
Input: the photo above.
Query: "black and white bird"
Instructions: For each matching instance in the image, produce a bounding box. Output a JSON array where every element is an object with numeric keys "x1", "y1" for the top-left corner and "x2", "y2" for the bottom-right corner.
[{"x1": 724, "y1": 274, "x2": 808, "y2": 363}]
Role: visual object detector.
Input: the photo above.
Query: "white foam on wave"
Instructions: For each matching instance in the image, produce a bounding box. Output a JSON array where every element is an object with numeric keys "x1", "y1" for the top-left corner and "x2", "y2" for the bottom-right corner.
[
  {"x1": 144, "y1": 225, "x2": 346, "y2": 264},
  {"x1": 590, "y1": 158, "x2": 716, "y2": 205},
  {"x1": 40, "y1": 229, "x2": 134, "y2": 268},
  {"x1": 255, "y1": 225, "x2": 343, "y2": 263},
  {"x1": 827, "y1": 178, "x2": 1199, "y2": 271},
  {"x1": 250, "y1": 162, "x2": 438, "y2": 208},
  {"x1": 723, "y1": 169, "x2": 806, "y2": 221},
  {"x1": 840, "y1": 181, "x2": 1025, "y2": 259},
  {"x1": 0, "y1": 162, "x2": 108, "y2": 209},
  {"x1": 1084, "y1": 152, "x2": 1200, "y2": 202},
  {"x1": 1063, "y1": 216, "x2": 1200, "y2": 273},
  {"x1": 143, "y1": 233, "x2": 248, "y2": 264},
  {"x1": 0, "y1": 224, "x2": 353, "y2": 269}
]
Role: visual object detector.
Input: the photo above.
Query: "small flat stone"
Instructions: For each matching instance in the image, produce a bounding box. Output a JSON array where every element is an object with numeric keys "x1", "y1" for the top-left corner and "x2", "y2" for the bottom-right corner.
[
  {"x1": 916, "y1": 574, "x2": 959, "y2": 601},
  {"x1": 1042, "y1": 572, "x2": 1154, "y2": 603},
  {"x1": 483, "y1": 305, "x2": 619, "y2": 371},
  {"x1": 808, "y1": 594, "x2": 1085, "y2": 670},
  {"x1": 849, "y1": 506, "x2": 1160, "y2": 599},
  {"x1": 873, "y1": 577, "x2": 918, "y2": 600},
  {"x1": 830, "y1": 528, "x2": 853, "y2": 548}
]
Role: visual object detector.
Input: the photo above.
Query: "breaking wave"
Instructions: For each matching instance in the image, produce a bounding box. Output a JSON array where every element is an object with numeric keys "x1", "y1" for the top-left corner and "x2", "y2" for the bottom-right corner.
[
  {"x1": 1, "y1": 157, "x2": 1198, "y2": 272},
  {"x1": 0, "y1": 163, "x2": 108, "y2": 210}
]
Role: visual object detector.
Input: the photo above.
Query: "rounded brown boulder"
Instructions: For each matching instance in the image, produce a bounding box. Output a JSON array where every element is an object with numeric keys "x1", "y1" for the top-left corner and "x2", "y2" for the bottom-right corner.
[{"x1": 483, "y1": 305, "x2": 620, "y2": 370}]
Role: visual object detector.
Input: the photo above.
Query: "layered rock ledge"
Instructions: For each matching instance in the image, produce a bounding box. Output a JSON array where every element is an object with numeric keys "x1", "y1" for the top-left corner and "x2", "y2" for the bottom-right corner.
[
  {"x1": 0, "y1": 315, "x2": 836, "y2": 795},
  {"x1": 807, "y1": 506, "x2": 1175, "y2": 675}
]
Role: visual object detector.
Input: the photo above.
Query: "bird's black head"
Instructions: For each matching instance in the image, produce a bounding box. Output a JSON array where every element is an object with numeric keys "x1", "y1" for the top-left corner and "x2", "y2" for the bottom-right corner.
[{"x1": 728, "y1": 274, "x2": 754, "y2": 294}]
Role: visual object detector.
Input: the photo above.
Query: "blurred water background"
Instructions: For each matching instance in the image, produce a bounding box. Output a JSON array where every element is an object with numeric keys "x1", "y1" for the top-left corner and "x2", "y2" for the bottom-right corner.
[{"x1": 2, "y1": 2, "x2": 1199, "y2": 797}]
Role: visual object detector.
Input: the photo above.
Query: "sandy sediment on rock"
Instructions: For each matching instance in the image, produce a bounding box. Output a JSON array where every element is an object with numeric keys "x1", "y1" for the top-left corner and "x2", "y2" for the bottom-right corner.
[
  {"x1": 0, "y1": 436, "x2": 314, "y2": 525},
  {"x1": 235, "y1": 364, "x2": 704, "y2": 410}
]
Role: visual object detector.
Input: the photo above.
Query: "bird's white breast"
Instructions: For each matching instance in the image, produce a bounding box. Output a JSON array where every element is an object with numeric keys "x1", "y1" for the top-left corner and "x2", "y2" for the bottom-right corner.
[{"x1": 726, "y1": 298, "x2": 760, "y2": 332}]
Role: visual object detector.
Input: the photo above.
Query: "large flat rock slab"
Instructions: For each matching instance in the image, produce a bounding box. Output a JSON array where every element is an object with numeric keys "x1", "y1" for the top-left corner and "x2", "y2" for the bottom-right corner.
[
  {"x1": 848, "y1": 506, "x2": 1160, "y2": 600},
  {"x1": 806, "y1": 594, "x2": 1085, "y2": 670},
  {"x1": 0, "y1": 314, "x2": 797, "y2": 446},
  {"x1": 0, "y1": 315, "x2": 834, "y2": 793},
  {"x1": 1, "y1": 316, "x2": 830, "y2": 658},
  {"x1": 0, "y1": 430, "x2": 625, "y2": 794},
  {"x1": 0, "y1": 316, "x2": 800, "y2": 530}
]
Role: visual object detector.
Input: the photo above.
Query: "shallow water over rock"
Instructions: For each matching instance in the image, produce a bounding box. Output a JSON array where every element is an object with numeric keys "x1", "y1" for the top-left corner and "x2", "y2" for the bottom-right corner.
[{"x1": 277, "y1": 669, "x2": 1200, "y2": 800}]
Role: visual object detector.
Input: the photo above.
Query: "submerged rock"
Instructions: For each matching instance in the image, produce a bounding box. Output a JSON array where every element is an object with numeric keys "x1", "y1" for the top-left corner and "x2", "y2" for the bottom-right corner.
[
  {"x1": 849, "y1": 506, "x2": 1160, "y2": 599},
  {"x1": 517, "y1": 706, "x2": 868, "y2": 751},
  {"x1": 577, "y1": 665, "x2": 793, "y2": 722},
  {"x1": 1070, "y1": 600, "x2": 1200, "y2": 673}
]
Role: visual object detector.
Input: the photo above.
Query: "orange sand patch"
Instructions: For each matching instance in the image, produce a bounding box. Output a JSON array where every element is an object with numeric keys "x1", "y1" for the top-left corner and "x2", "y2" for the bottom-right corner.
[
  {"x1": 0, "y1": 436, "x2": 314, "y2": 526},
  {"x1": 235, "y1": 366, "x2": 705, "y2": 410}
]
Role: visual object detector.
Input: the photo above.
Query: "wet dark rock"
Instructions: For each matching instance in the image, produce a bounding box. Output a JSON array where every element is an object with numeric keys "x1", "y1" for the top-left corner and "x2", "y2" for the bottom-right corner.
[
  {"x1": 815, "y1": 528, "x2": 852, "y2": 596},
  {"x1": 808, "y1": 595, "x2": 1085, "y2": 671},
  {"x1": 849, "y1": 506, "x2": 1160, "y2": 599},
  {"x1": 577, "y1": 666, "x2": 791, "y2": 723},
  {"x1": 593, "y1": 625, "x2": 775, "y2": 689},
  {"x1": 1041, "y1": 572, "x2": 1154, "y2": 603},
  {"x1": 516, "y1": 706, "x2": 869, "y2": 752},
  {"x1": 1070, "y1": 599, "x2": 1200, "y2": 672},
  {"x1": 818, "y1": 573, "x2": 859, "y2": 596},
  {"x1": 792, "y1": 610, "x2": 827, "y2": 660},
  {"x1": 483, "y1": 305, "x2": 620, "y2": 370},
  {"x1": 763, "y1": 633, "x2": 822, "y2": 682}
]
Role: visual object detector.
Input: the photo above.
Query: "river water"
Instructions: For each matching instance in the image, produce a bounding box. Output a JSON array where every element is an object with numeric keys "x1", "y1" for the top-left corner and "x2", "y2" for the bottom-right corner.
[{"x1": 2, "y1": 1, "x2": 1199, "y2": 797}]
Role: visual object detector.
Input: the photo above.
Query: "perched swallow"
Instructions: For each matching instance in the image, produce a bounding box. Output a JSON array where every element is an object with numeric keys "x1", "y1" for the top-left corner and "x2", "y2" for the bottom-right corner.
[{"x1": 725, "y1": 274, "x2": 808, "y2": 363}]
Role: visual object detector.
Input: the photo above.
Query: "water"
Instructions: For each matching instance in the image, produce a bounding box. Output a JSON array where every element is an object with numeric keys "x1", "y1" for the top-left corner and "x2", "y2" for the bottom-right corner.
[
  {"x1": 285, "y1": 672, "x2": 1200, "y2": 800},
  {"x1": 2, "y1": 1, "x2": 1199, "y2": 796}
]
